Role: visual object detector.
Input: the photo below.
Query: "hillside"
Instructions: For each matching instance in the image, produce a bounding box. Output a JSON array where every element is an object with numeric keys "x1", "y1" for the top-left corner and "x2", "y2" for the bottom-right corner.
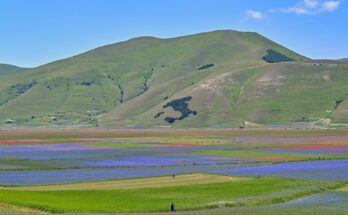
[
  {"x1": 0, "y1": 64, "x2": 29, "y2": 76},
  {"x1": 0, "y1": 30, "x2": 347, "y2": 127}
]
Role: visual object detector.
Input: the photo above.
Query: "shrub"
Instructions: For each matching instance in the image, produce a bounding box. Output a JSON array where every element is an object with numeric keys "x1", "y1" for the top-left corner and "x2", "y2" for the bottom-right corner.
[
  {"x1": 198, "y1": 64, "x2": 215, "y2": 70},
  {"x1": 10, "y1": 80, "x2": 38, "y2": 96},
  {"x1": 154, "y1": 112, "x2": 164, "y2": 119},
  {"x1": 262, "y1": 49, "x2": 294, "y2": 63}
]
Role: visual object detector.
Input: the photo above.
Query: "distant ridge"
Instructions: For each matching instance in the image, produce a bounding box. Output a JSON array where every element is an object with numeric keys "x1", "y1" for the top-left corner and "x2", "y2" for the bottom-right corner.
[{"x1": 0, "y1": 64, "x2": 29, "y2": 76}]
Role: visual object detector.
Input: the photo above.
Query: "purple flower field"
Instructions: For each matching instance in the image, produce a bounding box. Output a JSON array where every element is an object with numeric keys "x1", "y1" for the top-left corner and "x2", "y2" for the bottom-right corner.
[
  {"x1": 210, "y1": 159, "x2": 348, "y2": 181},
  {"x1": 0, "y1": 144, "x2": 228, "y2": 160},
  {"x1": 2, "y1": 134, "x2": 348, "y2": 186},
  {"x1": 2, "y1": 159, "x2": 348, "y2": 185},
  {"x1": 0, "y1": 144, "x2": 106, "y2": 152},
  {"x1": 259, "y1": 148, "x2": 348, "y2": 154},
  {"x1": 0, "y1": 142, "x2": 246, "y2": 170},
  {"x1": 79, "y1": 153, "x2": 246, "y2": 167},
  {"x1": 0, "y1": 164, "x2": 240, "y2": 185},
  {"x1": 274, "y1": 192, "x2": 348, "y2": 207},
  {"x1": 222, "y1": 136, "x2": 348, "y2": 143}
]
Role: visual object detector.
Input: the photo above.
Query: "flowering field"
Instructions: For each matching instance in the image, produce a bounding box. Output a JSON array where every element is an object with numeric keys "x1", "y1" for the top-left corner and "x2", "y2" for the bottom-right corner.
[{"x1": 0, "y1": 129, "x2": 348, "y2": 213}]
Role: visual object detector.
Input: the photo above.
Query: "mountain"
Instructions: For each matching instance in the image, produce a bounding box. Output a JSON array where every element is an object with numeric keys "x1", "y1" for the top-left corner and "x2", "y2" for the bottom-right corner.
[
  {"x1": 0, "y1": 64, "x2": 29, "y2": 76},
  {"x1": 340, "y1": 58, "x2": 348, "y2": 62},
  {"x1": 0, "y1": 30, "x2": 347, "y2": 127}
]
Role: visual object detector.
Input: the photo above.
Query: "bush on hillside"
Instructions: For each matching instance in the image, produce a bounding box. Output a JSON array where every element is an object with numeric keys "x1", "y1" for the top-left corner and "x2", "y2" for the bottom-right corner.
[
  {"x1": 10, "y1": 80, "x2": 38, "y2": 96},
  {"x1": 162, "y1": 96, "x2": 197, "y2": 124},
  {"x1": 198, "y1": 64, "x2": 215, "y2": 70},
  {"x1": 262, "y1": 49, "x2": 294, "y2": 63},
  {"x1": 154, "y1": 111, "x2": 164, "y2": 119}
]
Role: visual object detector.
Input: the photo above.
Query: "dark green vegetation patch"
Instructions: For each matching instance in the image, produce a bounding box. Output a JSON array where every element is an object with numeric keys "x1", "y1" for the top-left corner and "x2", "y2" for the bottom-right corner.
[
  {"x1": 0, "y1": 81, "x2": 38, "y2": 106},
  {"x1": 262, "y1": 49, "x2": 294, "y2": 63},
  {"x1": 198, "y1": 64, "x2": 215, "y2": 70},
  {"x1": 154, "y1": 111, "x2": 164, "y2": 119},
  {"x1": 10, "y1": 81, "x2": 38, "y2": 96},
  {"x1": 163, "y1": 96, "x2": 197, "y2": 124}
]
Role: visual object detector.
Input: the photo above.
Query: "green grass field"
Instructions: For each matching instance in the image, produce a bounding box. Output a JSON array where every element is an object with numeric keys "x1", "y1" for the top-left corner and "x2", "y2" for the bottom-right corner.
[{"x1": 0, "y1": 176, "x2": 342, "y2": 213}]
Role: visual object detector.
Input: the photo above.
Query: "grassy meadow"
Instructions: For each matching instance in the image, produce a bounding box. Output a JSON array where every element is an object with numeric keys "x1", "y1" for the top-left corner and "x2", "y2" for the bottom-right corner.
[
  {"x1": 0, "y1": 176, "x2": 342, "y2": 213},
  {"x1": 0, "y1": 128, "x2": 348, "y2": 214}
]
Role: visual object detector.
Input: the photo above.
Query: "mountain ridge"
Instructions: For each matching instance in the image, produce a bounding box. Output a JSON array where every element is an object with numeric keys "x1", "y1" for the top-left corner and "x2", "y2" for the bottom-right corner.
[
  {"x1": 0, "y1": 64, "x2": 29, "y2": 76},
  {"x1": 0, "y1": 30, "x2": 347, "y2": 127}
]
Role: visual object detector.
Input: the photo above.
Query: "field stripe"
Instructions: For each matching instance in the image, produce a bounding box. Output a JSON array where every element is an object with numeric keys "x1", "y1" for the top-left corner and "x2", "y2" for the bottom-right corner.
[{"x1": 4, "y1": 173, "x2": 251, "y2": 191}]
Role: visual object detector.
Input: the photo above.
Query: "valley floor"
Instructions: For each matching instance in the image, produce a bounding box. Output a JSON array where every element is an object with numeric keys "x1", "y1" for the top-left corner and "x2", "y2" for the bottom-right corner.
[{"x1": 0, "y1": 128, "x2": 348, "y2": 214}]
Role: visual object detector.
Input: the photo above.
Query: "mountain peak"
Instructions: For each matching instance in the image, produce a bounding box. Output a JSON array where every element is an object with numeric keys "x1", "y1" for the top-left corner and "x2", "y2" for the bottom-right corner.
[
  {"x1": 127, "y1": 36, "x2": 160, "y2": 41},
  {"x1": 1, "y1": 30, "x2": 346, "y2": 127}
]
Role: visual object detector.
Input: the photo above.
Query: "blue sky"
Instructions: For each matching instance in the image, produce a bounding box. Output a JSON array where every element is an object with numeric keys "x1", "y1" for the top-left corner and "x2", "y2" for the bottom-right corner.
[{"x1": 1, "y1": 0, "x2": 347, "y2": 67}]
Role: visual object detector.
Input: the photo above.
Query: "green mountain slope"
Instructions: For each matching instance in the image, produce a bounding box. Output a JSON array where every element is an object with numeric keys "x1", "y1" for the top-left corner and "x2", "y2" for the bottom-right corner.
[
  {"x1": 0, "y1": 64, "x2": 29, "y2": 76},
  {"x1": 0, "y1": 30, "x2": 347, "y2": 127}
]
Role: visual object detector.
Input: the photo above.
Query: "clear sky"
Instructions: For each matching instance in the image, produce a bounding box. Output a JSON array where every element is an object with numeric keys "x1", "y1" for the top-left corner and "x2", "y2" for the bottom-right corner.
[{"x1": 1, "y1": 0, "x2": 347, "y2": 67}]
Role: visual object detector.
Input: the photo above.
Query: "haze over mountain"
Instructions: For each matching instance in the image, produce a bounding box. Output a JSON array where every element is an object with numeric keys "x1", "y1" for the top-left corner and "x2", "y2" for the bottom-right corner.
[
  {"x1": 0, "y1": 64, "x2": 29, "y2": 76},
  {"x1": 0, "y1": 30, "x2": 347, "y2": 127}
]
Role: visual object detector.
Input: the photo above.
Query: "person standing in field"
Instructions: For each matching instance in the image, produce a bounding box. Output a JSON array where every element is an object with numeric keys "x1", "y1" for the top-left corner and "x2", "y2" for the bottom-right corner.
[{"x1": 170, "y1": 203, "x2": 176, "y2": 212}]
